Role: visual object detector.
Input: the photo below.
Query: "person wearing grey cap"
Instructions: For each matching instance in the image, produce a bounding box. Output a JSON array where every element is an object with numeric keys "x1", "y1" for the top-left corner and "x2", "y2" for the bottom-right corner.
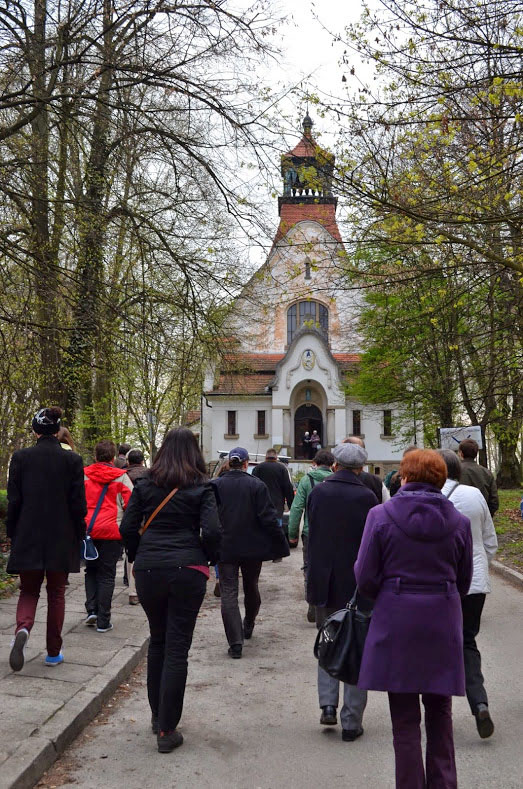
[
  {"x1": 307, "y1": 441, "x2": 378, "y2": 741},
  {"x1": 212, "y1": 447, "x2": 290, "y2": 658}
]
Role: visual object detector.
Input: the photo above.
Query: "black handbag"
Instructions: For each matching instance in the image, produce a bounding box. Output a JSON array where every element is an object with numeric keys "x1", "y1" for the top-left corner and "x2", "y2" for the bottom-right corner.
[
  {"x1": 81, "y1": 483, "x2": 109, "y2": 562},
  {"x1": 313, "y1": 589, "x2": 372, "y2": 685}
]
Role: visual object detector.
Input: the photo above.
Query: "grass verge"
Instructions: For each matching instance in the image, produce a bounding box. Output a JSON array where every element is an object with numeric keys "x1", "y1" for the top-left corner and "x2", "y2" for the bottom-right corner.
[{"x1": 494, "y1": 488, "x2": 523, "y2": 573}]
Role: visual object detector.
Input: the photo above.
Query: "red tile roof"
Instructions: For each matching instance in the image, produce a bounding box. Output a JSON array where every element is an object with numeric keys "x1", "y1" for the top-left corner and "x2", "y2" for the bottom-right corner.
[
  {"x1": 274, "y1": 202, "x2": 343, "y2": 245},
  {"x1": 289, "y1": 135, "x2": 318, "y2": 158},
  {"x1": 222, "y1": 353, "x2": 284, "y2": 371},
  {"x1": 212, "y1": 373, "x2": 274, "y2": 395}
]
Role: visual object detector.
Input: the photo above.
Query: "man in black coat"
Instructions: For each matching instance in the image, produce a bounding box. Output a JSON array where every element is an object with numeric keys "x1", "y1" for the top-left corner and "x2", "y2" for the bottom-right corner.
[
  {"x1": 7, "y1": 407, "x2": 87, "y2": 671},
  {"x1": 212, "y1": 447, "x2": 290, "y2": 658},
  {"x1": 307, "y1": 441, "x2": 377, "y2": 742},
  {"x1": 251, "y1": 448, "x2": 294, "y2": 523}
]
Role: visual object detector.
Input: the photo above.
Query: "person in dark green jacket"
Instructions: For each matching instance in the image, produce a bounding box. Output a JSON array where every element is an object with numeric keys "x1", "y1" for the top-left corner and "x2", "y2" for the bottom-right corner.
[{"x1": 288, "y1": 450, "x2": 334, "y2": 622}]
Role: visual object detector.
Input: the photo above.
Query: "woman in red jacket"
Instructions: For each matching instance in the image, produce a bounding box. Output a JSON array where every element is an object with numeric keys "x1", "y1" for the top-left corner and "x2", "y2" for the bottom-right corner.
[{"x1": 83, "y1": 440, "x2": 132, "y2": 632}]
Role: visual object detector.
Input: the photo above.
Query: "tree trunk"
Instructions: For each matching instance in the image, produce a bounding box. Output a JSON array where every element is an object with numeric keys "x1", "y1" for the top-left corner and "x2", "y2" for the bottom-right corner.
[{"x1": 30, "y1": 0, "x2": 62, "y2": 403}]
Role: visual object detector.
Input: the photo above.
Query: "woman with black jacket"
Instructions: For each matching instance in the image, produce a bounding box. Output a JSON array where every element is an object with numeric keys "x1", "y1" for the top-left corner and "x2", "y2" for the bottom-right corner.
[{"x1": 120, "y1": 428, "x2": 220, "y2": 753}]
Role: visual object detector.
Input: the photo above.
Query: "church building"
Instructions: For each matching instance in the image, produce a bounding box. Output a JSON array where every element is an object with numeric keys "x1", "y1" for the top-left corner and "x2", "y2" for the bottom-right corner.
[{"x1": 201, "y1": 115, "x2": 412, "y2": 475}]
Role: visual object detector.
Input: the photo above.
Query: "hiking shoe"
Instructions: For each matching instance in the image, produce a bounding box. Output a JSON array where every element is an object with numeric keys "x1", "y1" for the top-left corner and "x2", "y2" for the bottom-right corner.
[
  {"x1": 320, "y1": 705, "x2": 337, "y2": 725},
  {"x1": 157, "y1": 730, "x2": 183, "y2": 753},
  {"x1": 342, "y1": 727, "x2": 364, "y2": 742},
  {"x1": 243, "y1": 619, "x2": 255, "y2": 639},
  {"x1": 129, "y1": 595, "x2": 139, "y2": 606},
  {"x1": 45, "y1": 652, "x2": 64, "y2": 666},
  {"x1": 9, "y1": 628, "x2": 29, "y2": 672},
  {"x1": 96, "y1": 623, "x2": 113, "y2": 633},
  {"x1": 475, "y1": 704, "x2": 494, "y2": 739},
  {"x1": 228, "y1": 644, "x2": 242, "y2": 659},
  {"x1": 85, "y1": 613, "x2": 97, "y2": 627}
]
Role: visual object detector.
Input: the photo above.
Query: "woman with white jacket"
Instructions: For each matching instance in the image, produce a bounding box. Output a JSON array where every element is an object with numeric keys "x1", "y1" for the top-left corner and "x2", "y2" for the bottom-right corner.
[{"x1": 438, "y1": 450, "x2": 498, "y2": 739}]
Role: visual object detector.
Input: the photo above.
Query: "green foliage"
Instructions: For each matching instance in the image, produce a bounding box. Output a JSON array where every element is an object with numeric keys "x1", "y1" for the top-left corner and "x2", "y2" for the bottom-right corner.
[{"x1": 494, "y1": 489, "x2": 523, "y2": 570}]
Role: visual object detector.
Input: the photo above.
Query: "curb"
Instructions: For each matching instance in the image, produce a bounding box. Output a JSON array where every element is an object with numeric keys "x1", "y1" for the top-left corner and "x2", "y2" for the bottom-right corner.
[
  {"x1": 3, "y1": 636, "x2": 149, "y2": 789},
  {"x1": 490, "y1": 559, "x2": 523, "y2": 591}
]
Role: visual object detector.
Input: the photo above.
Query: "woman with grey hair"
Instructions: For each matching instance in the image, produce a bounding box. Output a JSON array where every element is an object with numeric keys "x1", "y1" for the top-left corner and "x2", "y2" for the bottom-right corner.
[{"x1": 438, "y1": 448, "x2": 498, "y2": 739}]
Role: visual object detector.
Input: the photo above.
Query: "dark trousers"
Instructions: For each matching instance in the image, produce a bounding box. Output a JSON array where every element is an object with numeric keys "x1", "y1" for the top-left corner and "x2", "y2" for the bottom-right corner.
[
  {"x1": 462, "y1": 592, "x2": 488, "y2": 713},
  {"x1": 16, "y1": 570, "x2": 68, "y2": 657},
  {"x1": 388, "y1": 692, "x2": 456, "y2": 789},
  {"x1": 135, "y1": 567, "x2": 206, "y2": 732},
  {"x1": 301, "y1": 533, "x2": 309, "y2": 599},
  {"x1": 84, "y1": 540, "x2": 121, "y2": 628},
  {"x1": 218, "y1": 560, "x2": 262, "y2": 646}
]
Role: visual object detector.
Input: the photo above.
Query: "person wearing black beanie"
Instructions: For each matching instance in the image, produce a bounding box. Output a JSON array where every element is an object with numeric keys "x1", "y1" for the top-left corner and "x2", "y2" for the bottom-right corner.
[{"x1": 7, "y1": 406, "x2": 87, "y2": 671}]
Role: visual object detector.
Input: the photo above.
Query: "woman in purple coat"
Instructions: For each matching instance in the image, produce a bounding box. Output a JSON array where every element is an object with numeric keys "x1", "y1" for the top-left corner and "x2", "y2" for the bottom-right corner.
[{"x1": 354, "y1": 449, "x2": 473, "y2": 789}]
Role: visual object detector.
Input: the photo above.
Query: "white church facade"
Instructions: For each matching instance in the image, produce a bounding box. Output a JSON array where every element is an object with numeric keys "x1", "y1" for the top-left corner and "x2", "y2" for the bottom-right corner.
[{"x1": 200, "y1": 115, "x2": 415, "y2": 475}]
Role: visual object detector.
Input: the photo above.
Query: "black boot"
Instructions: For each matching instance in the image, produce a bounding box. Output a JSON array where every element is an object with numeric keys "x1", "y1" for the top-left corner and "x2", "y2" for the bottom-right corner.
[
  {"x1": 475, "y1": 704, "x2": 494, "y2": 739},
  {"x1": 157, "y1": 730, "x2": 183, "y2": 753},
  {"x1": 320, "y1": 705, "x2": 337, "y2": 725}
]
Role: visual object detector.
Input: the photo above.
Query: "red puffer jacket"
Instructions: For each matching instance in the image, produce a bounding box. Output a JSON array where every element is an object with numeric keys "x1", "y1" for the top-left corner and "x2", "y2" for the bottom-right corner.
[{"x1": 84, "y1": 462, "x2": 133, "y2": 540}]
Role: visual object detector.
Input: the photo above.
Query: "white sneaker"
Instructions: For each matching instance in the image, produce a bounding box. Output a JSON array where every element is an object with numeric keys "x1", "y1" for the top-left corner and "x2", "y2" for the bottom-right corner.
[{"x1": 9, "y1": 628, "x2": 29, "y2": 672}]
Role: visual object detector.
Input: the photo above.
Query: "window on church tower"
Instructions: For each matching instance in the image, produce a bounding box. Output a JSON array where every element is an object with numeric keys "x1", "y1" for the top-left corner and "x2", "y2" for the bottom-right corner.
[{"x1": 287, "y1": 301, "x2": 329, "y2": 344}]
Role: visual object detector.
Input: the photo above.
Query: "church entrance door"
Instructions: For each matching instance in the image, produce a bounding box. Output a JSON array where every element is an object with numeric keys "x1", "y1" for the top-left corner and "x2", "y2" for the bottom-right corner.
[{"x1": 294, "y1": 404, "x2": 323, "y2": 459}]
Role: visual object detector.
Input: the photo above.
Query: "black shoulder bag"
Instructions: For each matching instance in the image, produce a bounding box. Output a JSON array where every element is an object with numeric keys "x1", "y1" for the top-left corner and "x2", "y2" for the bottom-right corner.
[
  {"x1": 313, "y1": 588, "x2": 372, "y2": 685},
  {"x1": 81, "y1": 483, "x2": 109, "y2": 561}
]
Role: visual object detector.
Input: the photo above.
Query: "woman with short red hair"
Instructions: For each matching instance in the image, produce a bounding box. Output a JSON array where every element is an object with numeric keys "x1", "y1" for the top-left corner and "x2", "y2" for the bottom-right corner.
[{"x1": 355, "y1": 449, "x2": 473, "y2": 789}]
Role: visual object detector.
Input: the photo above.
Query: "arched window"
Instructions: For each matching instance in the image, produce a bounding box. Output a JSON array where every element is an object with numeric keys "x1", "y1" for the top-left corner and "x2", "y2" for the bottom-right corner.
[{"x1": 287, "y1": 301, "x2": 328, "y2": 344}]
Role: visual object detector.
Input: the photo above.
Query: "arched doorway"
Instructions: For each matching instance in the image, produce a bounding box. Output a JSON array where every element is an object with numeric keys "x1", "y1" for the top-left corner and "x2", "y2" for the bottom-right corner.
[{"x1": 294, "y1": 404, "x2": 322, "y2": 459}]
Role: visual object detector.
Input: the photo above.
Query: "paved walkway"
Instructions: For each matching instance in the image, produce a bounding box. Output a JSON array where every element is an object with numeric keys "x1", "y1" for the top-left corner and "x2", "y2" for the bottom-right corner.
[
  {"x1": 34, "y1": 552, "x2": 523, "y2": 789},
  {"x1": 0, "y1": 564, "x2": 149, "y2": 788}
]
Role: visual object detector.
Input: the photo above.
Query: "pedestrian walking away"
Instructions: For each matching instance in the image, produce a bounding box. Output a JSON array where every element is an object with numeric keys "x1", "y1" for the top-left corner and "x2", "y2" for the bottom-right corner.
[
  {"x1": 83, "y1": 440, "x2": 132, "y2": 632},
  {"x1": 307, "y1": 441, "x2": 378, "y2": 742},
  {"x1": 124, "y1": 448, "x2": 149, "y2": 605},
  {"x1": 458, "y1": 439, "x2": 499, "y2": 516},
  {"x1": 212, "y1": 447, "x2": 290, "y2": 659},
  {"x1": 288, "y1": 449, "x2": 334, "y2": 622},
  {"x1": 7, "y1": 407, "x2": 87, "y2": 671},
  {"x1": 438, "y1": 449, "x2": 498, "y2": 739},
  {"x1": 114, "y1": 442, "x2": 131, "y2": 469},
  {"x1": 120, "y1": 427, "x2": 221, "y2": 753},
  {"x1": 355, "y1": 449, "x2": 473, "y2": 789},
  {"x1": 343, "y1": 436, "x2": 389, "y2": 503},
  {"x1": 252, "y1": 447, "x2": 294, "y2": 556}
]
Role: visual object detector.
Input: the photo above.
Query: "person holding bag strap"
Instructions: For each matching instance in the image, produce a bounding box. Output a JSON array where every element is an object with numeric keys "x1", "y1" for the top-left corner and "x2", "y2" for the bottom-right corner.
[
  {"x1": 83, "y1": 440, "x2": 132, "y2": 633},
  {"x1": 120, "y1": 428, "x2": 221, "y2": 754}
]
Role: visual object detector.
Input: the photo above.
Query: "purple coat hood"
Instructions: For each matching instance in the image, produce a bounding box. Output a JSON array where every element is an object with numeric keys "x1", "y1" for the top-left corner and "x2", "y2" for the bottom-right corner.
[
  {"x1": 386, "y1": 484, "x2": 462, "y2": 543},
  {"x1": 354, "y1": 482, "x2": 473, "y2": 696}
]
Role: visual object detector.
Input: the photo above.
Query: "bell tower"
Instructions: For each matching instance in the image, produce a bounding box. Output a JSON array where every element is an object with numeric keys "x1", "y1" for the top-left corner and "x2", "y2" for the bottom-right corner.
[{"x1": 274, "y1": 113, "x2": 342, "y2": 244}]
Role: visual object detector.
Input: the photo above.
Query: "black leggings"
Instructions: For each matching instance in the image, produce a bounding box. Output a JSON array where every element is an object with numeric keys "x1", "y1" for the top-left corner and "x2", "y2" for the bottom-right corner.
[{"x1": 135, "y1": 567, "x2": 206, "y2": 732}]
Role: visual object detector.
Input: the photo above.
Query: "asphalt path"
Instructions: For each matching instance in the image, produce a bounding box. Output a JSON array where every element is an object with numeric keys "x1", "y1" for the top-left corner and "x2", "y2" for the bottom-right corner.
[{"x1": 38, "y1": 549, "x2": 523, "y2": 789}]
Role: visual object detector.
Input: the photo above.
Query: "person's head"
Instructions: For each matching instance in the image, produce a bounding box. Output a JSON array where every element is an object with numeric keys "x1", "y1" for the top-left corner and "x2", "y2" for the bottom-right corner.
[
  {"x1": 399, "y1": 449, "x2": 447, "y2": 490},
  {"x1": 127, "y1": 448, "x2": 144, "y2": 466},
  {"x1": 218, "y1": 459, "x2": 230, "y2": 476},
  {"x1": 150, "y1": 428, "x2": 207, "y2": 489},
  {"x1": 437, "y1": 449, "x2": 461, "y2": 482},
  {"x1": 402, "y1": 445, "x2": 418, "y2": 457},
  {"x1": 32, "y1": 406, "x2": 62, "y2": 436},
  {"x1": 343, "y1": 435, "x2": 365, "y2": 449},
  {"x1": 57, "y1": 426, "x2": 75, "y2": 450},
  {"x1": 304, "y1": 431, "x2": 310, "y2": 437},
  {"x1": 95, "y1": 440, "x2": 116, "y2": 462},
  {"x1": 314, "y1": 449, "x2": 335, "y2": 468},
  {"x1": 311, "y1": 429, "x2": 318, "y2": 436},
  {"x1": 118, "y1": 443, "x2": 131, "y2": 456},
  {"x1": 228, "y1": 446, "x2": 249, "y2": 471},
  {"x1": 332, "y1": 442, "x2": 367, "y2": 473},
  {"x1": 265, "y1": 448, "x2": 278, "y2": 461},
  {"x1": 458, "y1": 439, "x2": 479, "y2": 460}
]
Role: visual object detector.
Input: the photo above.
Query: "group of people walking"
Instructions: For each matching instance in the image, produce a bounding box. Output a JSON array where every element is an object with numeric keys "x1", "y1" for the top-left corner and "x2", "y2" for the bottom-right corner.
[{"x1": 5, "y1": 406, "x2": 499, "y2": 784}]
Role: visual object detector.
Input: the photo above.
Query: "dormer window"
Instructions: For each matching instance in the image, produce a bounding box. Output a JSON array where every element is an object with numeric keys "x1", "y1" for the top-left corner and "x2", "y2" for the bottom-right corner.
[{"x1": 287, "y1": 301, "x2": 328, "y2": 344}]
